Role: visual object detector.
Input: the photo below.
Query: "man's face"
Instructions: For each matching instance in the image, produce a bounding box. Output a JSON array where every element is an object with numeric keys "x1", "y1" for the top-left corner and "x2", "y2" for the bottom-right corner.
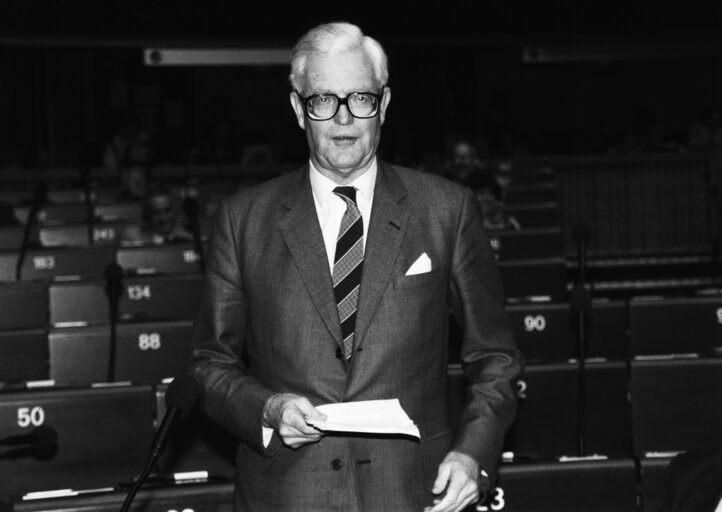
[
  {"x1": 290, "y1": 48, "x2": 391, "y2": 184},
  {"x1": 148, "y1": 194, "x2": 175, "y2": 235}
]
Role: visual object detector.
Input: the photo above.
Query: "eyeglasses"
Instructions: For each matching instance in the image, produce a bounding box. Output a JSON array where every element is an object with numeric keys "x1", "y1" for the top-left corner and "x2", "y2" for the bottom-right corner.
[{"x1": 295, "y1": 90, "x2": 383, "y2": 121}]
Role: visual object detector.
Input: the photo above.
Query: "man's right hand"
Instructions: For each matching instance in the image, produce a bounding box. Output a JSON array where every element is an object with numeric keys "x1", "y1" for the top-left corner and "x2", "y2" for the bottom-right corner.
[{"x1": 262, "y1": 393, "x2": 327, "y2": 449}]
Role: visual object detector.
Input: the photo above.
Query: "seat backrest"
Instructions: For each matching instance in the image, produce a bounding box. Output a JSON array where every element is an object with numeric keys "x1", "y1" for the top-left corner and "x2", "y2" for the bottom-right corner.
[
  {"x1": 116, "y1": 244, "x2": 203, "y2": 275},
  {"x1": 498, "y1": 257, "x2": 569, "y2": 301},
  {"x1": 118, "y1": 274, "x2": 203, "y2": 322},
  {"x1": 489, "y1": 227, "x2": 565, "y2": 261},
  {"x1": 114, "y1": 320, "x2": 194, "y2": 384},
  {"x1": 0, "y1": 282, "x2": 48, "y2": 330},
  {"x1": 489, "y1": 458, "x2": 638, "y2": 512},
  {"x1": 0, "y1": 329, "x2": 48, "y2": 384},
  {"x1": 0, "y1": 384, "x2": 155, "y2": 502},
  {"x1": 630, "y1": 357, "x2": 722, "y2": 456},
  {"x1": 629, "y1": 295, "x2": 722, "y2": 356}
]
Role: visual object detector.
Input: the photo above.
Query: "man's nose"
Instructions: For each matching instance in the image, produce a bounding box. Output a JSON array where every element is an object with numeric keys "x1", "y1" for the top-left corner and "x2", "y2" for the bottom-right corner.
[{"x1": 334, "y1": 104, "x2": 353, "y2": 125}]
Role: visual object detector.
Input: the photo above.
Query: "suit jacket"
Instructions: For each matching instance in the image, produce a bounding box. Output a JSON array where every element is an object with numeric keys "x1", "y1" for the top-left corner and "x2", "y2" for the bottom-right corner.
[
  {"x1": 661, "y1": 449, "x2": 722, "y2": 512},
  {"x1": 189, "y1": 161, "x2": 523, "y2": 511}
]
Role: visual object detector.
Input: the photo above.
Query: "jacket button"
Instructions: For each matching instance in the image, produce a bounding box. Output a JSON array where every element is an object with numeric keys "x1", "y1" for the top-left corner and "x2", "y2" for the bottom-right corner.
[
  {"x1": 335, "y1": 347, "x2": 343, "y2": 360},
  {"x1": 331, "y1": 458, "x2": 343, "y2": 470}
]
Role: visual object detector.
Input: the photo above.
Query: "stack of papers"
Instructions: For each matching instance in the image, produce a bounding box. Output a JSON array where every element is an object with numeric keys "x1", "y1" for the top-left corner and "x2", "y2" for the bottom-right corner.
[{"x1": 307, "y1": 398, "x2": 420, "y2": 438}]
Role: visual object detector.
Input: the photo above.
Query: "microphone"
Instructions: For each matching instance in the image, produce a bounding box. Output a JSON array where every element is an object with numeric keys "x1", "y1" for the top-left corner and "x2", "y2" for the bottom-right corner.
[
  {"x1": 15, "y1": 182, "x2": 49, "y2": 280},
  {"x1": 573, "y1": 221, "x2": 591, "y2": 287},
  {"x1": 151, "y1": 374, "x2": 201, "y2": 459},
  {"x1": 0, "y1": 425, "x2": 58, "y2": 460},
  {"x1": 119, "y1": 375, "x2": 200, "y2": 512}
]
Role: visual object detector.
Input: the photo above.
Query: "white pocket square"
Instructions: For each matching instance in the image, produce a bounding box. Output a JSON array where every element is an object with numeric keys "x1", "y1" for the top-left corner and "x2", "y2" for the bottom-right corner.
[{"x1": 405, "y1": 253, "x2": 432, "y2": 276}]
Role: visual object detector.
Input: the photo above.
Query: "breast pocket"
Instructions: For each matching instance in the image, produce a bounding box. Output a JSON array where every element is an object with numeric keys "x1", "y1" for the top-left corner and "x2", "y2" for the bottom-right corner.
[{"x1": 393, "y1": 269, "x2": 442, "y2": 290}]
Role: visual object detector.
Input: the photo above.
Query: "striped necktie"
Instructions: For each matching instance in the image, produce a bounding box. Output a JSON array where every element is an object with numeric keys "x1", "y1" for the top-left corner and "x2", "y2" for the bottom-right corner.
[{"x1": 332, "y1": 186, "x2": 364, "y2": 360}]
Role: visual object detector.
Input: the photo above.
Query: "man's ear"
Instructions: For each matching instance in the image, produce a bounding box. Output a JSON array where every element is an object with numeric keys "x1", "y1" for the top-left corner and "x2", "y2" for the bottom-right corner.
[
  {"x1": 379, "y1": 86, "x2": 391, "y2": 125},
  {"x1": 289, "y1": 91, "x2": 306, "y2": 130}
]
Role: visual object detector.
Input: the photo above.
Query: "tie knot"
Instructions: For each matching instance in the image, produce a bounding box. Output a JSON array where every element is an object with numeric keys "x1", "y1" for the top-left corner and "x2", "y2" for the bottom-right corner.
[{"x1": 334, "y1": 186, "x2": 357, "y2": 205}]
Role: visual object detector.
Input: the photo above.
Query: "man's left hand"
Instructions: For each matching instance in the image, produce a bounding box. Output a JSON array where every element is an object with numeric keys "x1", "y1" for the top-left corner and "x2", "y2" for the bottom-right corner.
[{"x1": 425, "y1": 451, "x2": 480, "y2": 512}]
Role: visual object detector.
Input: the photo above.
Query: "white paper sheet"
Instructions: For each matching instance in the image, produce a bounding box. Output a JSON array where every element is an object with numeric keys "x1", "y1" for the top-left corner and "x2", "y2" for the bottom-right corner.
[{"x1": 307, "y1": 398, "x2": 420, "y2": 438}]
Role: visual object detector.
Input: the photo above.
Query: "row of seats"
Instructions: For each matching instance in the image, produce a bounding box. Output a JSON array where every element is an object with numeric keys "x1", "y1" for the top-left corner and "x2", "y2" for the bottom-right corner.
[
  {"x1": 0, "y1": 458, "x2": 673, "y2": 512},
  {"x1": 3, "y1": 360, "x2": 719, "y2": 509},
  {"x1": 1, "y1": 278, "x2": 720, "y2": 384},
  {"x1": 0, "y1": 244, "x2": 204, "y2": 282},
  {"x1": 449, "y1": 358, "x2": 722, "y2": 460},
  {"x1": 0, "y1": 321, "x2": 194, "y2": 386}
]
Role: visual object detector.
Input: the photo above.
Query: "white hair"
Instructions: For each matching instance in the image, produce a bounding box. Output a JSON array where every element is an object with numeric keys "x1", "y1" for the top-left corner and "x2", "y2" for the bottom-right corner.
[{"x1": 288, "y1": 21, "x2": 389, "y2": 93}]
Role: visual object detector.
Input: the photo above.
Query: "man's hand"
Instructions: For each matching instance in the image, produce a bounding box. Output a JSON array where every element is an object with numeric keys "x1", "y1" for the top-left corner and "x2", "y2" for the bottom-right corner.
[
  {"x1": 262, "y1": 393, "x2": 327, "y2": 449},
  {"x1": 425, "y1": 451, "x2": 481, "y2": 512}
]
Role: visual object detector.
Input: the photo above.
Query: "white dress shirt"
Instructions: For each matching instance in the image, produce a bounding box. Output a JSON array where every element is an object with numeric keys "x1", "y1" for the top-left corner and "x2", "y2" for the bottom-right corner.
[
  {"x1": 309, "y1": 159, "x2": 376, "y2": 272},
  {"x1": 262, "y1": 159, "x2": 377, "y2": 447}
]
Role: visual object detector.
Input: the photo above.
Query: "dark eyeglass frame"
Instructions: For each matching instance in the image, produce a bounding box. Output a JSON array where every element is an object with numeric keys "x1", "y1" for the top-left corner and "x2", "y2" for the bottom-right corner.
[{"x1": 294, "y1": 90, "x2": 384, "y2": 121}]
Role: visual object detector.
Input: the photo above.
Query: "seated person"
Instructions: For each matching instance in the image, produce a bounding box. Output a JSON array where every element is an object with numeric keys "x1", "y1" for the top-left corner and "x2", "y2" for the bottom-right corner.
[
  {"x1": 116, "y1": 165, "x2": 147, "y2": 202},
  {"x1": 120, "y1": 185, "x2": 194, "y2": 246},
  {"x1": 465, "y1": 169, "x2": 521, "y2": 231}
]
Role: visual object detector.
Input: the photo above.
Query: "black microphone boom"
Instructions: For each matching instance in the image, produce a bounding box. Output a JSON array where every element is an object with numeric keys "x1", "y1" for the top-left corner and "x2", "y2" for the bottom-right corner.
[
  {"x1": 119, "y1": 375, "x2": 200, "y2": 512},
  {"x1": 15, "y1": 182, "x2": 48, "y2": 281}
]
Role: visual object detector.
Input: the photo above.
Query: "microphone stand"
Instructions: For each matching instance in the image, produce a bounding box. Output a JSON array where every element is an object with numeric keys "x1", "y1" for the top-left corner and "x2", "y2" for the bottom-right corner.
[
  {"x1": 80, "y1": 165, "x2": 95, "y2": 246},
  {"x1": 15, "y1": 182, "x2": 48, "y2": 281},
  {"x1": 570, "y1": 222, "x2": 592, "y2": 457},
  {"x1": 119, "y1": 376, "x2": 200, "y2": 512},
  {"x1": 104, "y1": 262, "x2": 124, "y2": 382}
]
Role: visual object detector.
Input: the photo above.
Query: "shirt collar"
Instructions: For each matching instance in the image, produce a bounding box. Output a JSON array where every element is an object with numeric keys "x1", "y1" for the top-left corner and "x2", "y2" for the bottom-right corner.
[{"x1": 309, "y1": 158, "x2": 377, "y2": 211}]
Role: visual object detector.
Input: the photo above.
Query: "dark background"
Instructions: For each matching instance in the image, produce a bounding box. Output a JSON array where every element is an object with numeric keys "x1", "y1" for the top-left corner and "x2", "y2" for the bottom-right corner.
[{"x1": 1, "y1": 1, "x2": 721, "y2": 169}]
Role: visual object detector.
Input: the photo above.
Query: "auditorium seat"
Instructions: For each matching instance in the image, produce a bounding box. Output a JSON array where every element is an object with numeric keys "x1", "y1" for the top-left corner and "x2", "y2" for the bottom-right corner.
[
  {"x1": 93, "y1": 201, "x2": 142, "y2": 223},
  {"x1": 38, "y1": 223, "x2": 126, "y2": 248},
  {"x1": 155, "y1": 383, "x2": 237, "y2": 478},
  {"x1": 0, "y1": 228, "x2": 23, "y2": 251},
  {"x1": 0, "y1": 329, "x2": 48, "y2": 384},
  {"x1": 114, "y1": 320, "x2": 194, "y2": 384},
  {"x1": 0, "y1": 253, "x2": 18, "y2": 282},
  {"x1": 5, "y1": 479, "x2": 234, "y2": 512},
  {"x1": 0, "y1": 384, "x2": 156, "y2": 503},
  {"x1": 118, "y1": 274, "x2": 203, "y2": 322},
  {"x1": 504, "y1": 298, "x2": 628, "y2": 363},
  {"x1": 45, "y1": 188, "x2": 87, "y2": 204},
  {"x1": 0, "y1": 282, "x2": 48, "y2": 330},
  {"x1": 447, "y1": 361, "x2": 631, "y2": 461},
  {"x1": 14, "y1": 203, "x2": 87, "y2": 226},
  {"x1": 503, "y1": 182, "x2": 558, "y2": 206},
  {"x1": 499, "y1": 203, "x2": 559, "y2": 229},
  {"x1": 488, "y1": 457, "x2": 638, "y2": 511},
  {"x1": 503, "y1": 361, "x2": 630, "y2": 460},
  {"x1": 48, "y1": 326, "x2": 110, "y2": 385},
  {"x1": 15, "y1": 247, "x2": 115, "y2": 281},
  {"x1": 488, "y1": 227, "x2": 564, "y2": 261},
  {"x1": 638, "y1": 455, "x2": 673, "y2": 512},
  {"x1": 49, "y1": 280, "x2": 108, "y2": 327},
  {"x1": 630, "y1": 357, "x2": 722, "y2": 456},
  {"x1": 49, "y1": 274, "x2": 203, "y2": 326},
  {"x1": 116, "y1": 244, "x2": 204, "y2": 275},
  {"x1": 629, "y1": 294, "x2": 722, "y2": 356},
  {"x1": 37, "y1": 225, "x2": 88, "y2": 247},
  {"x1": 498, "y1": 257, "x2": 569, "y2": 301},
  {"x1": 497, "y1": 163, "x2": 557, "y2": 188}
]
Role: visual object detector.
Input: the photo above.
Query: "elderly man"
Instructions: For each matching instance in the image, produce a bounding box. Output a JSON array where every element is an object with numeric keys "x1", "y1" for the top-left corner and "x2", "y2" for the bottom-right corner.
[{"x1": 189, "y1": 21, "x2": 522, "y2": 512}]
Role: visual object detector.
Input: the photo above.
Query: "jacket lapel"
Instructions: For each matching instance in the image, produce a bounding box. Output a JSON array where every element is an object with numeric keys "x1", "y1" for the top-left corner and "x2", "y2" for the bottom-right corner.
[
  {"x1": 354, "y1": 162, "x2": 409, "y2": 350},
  {"x1": 277, "y1": 167, "x2": 343, "y2": 345}
]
